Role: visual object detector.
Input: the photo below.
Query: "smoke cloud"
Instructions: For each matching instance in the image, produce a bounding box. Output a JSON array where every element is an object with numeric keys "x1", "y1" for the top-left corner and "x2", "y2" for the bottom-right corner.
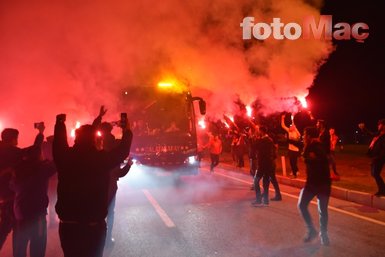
[{"x1": 0, "y1": 0, "x2": 333, "y2": 145}]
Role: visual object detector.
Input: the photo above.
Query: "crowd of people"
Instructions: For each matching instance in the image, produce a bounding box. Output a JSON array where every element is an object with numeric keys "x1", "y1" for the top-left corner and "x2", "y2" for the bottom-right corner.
[
  {"x1": 1, "y1": 105, "x2": 385, "y2": 254},
  {"x1": 197, "y1": 115, "x2": 385, "y2": 246},
  {"x1": 0, "y1": 106, "x2": 133, "y2": 257}
]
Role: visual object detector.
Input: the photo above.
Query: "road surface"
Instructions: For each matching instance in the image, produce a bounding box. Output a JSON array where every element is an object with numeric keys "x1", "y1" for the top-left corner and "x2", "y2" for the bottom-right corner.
[{"x1": 2, "y1": 163, "x2": 385, "y2": 257}]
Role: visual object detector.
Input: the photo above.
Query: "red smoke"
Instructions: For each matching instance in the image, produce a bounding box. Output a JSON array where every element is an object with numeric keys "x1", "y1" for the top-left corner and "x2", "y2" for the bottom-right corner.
[{"x1": 0, "y1": 0, "x2": 332, "y2": 146}]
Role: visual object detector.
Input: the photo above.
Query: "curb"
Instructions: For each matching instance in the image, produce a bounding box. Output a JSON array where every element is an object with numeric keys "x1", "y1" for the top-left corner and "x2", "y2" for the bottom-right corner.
[{"x1": 218, "y1": 163, "x2": 385, "y2": 211}]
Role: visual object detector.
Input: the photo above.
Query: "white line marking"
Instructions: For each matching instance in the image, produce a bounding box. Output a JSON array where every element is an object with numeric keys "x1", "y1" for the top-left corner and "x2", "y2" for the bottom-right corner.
[
  {"x1": 212, "y1": 169, "x2": 385, "y2": 227},
  {"x1": 142, "y1": 189, "x2": 176, "y2": 228},
  {"x1": 215, "y1": 172, "x2": 251, "y2": 184}
]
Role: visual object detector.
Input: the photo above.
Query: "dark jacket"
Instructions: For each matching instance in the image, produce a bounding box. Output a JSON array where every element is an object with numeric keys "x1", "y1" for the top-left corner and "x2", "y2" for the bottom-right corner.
[
  {"x1": 10, "y1": 133, "x2": 57, "y2": 220},
  {"x1": 11, "y1": 159, "x2": 56, "y2": 220},
  {"x1": 102, "y1": 132, "x2": 131, "y2": 202},
  {"x1": 319, "y1": 130, "x2": 331, "y2": 155},
  {"x1": 303, "y1": 141, "x2": 331, "y2": 187},
  {"x1": 254, "y1": 135, "x2": 276, "y2": 174},
  {"x1": 0, "y1": 143, "x2": 18, "y2": 201},
  {"x1": 367, "y1": 134, "x2": 385, "y2": 162},
  {"x1": 0, "y1": 134, "x2": 43, "y2": 202},
  {"x1": 53, "y1": 120, "x2": 132, "y2": 223}
]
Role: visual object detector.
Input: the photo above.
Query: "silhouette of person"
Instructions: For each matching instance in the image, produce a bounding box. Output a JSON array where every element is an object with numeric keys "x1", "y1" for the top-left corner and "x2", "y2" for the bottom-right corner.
[
  {"x1": 206, "y1": 133, "x2": 222, "y2": 172},
  {"x1": 359, "y1": 119, "x2": 385, "y2": 196},
  {"x1": 165, "y1": 121, "x2": 180, "y2": 133},
  {"x1": 329, "y1": 128, "x2": 340, "y2": 180},
  {"x1": 251, "y1": 126, "x2": 280, "y2": 206},
  {"x1": 53, "y1": 107, "x2": 132, "y2": 257},
  {"x1": 298, "y1": 127, "x2": 331, "y2": 246},
  {"x1": 0, "y1": 127, "x2": 46, "y2": 253},
  {"x1": 11, "y1": 122, "x2": 56, "y2": 257},
  {"x1": 98, "y1": 122, "x2": 131, "y2": 247},
  {"x1": 281, "y1": 114, "x2": 301, "y2": 178},
  {"x1": 0, "y1": 128, "x2": 19, "y2": 250}
]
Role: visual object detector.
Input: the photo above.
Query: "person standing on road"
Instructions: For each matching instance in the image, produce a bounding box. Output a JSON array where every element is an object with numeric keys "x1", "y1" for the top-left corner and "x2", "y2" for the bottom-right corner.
[
  {"x1": 207, "y1": 133, "x2": 222, "y2": 172},
  {"x1": 281, "y1": 114, "x2": 301, "y2": 178},
  {"x1": 11, "y1": 122, "x2": 57, "y2": 257},
  {"x1": 251, "y1": 126, "x2": 280, "y2": 207},
  {"x1": 53, "y1": 108, "x2": 132, "y2": 257},
  {"x1": 0, "y1": 128, "x2": 20, "y2": 251},
  {"x1": 247, "y1": 128, "x2": 258, "y2": 190},
  {"x1": 98, "y1": 122, "x2": 132, "y2": 248},
  {"x1": 0, "y1": 127, "x2": 46, "y2": 253},
  {"x1": 329, "y1": 128, "x2": 340, "y2": 180},
  {"x1": 298, "y1": 127, "x2": 331, "y2": 246},
  {"x1": 317, "y1": 120, "x2": 339, "y2": 181},
  {"x1": 359, "y1": 119, "x2": 385, "y2": 197}
]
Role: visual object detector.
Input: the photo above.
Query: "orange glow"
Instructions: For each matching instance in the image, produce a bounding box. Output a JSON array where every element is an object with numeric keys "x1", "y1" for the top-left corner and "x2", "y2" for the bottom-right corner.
[
  {"x1": 96, "y1": 130, "x2": 102, "y2": 137},
  {"x1": 157, "y1": 76, "x2": 187, "y2": 93}
]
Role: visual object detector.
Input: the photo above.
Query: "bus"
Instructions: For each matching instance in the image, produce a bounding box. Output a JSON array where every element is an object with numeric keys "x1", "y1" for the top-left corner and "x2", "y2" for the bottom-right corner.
[{"x1": 121, "y1": 82, "x2": 206, "y2": 176}]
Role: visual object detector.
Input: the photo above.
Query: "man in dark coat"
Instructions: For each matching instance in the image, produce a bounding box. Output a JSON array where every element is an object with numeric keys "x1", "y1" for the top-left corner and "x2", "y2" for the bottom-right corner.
[
  {"x1": 0, "y1": 127, "x2": 43, "y2": 252},
  {"x1": 251, "y1": 126, "x2": 279, "y2": 206},
  {"x1": 359, "y1": 119, "x2": 385, "y2": 196},
  {"x1": 298, "y1": 127, "x2": 331, "y2": 246},
  {"x1": 98, "y1": 121, "x2": 131, "y2": 247},
  {"x1": 0, "y1": 128, "x2": 19, "y2": 250},
  {"x1": 53, "y1": 109, "x2": 132, "y2": 257},
  {"x1": 11, "y1": 122, "x2": 56, "y2": 257}
]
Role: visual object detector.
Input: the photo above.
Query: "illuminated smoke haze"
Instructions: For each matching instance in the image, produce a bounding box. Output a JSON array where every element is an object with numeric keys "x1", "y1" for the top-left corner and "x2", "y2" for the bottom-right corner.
[{"x1": 0, "y1": 0, "x2": 333, "y2": 145}]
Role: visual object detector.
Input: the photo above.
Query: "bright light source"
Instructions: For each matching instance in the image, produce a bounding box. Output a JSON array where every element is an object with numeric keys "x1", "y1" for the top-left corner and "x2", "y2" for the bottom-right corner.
[
  {"x1": 246, "y1": 105, "x2": 252, "y2": 117},
  {"x1": 158, "y1": 82, "x2": 173, "y2": 88},
  {"x1": 96, "y1": 130, "x2": 102, "y2": 137},
  {"x1": 298, "y1": 96, "x2": 308, "y2": 108},
  {"x1": 198, "y1": 118, "x2": 206, "y2": 129},
  {"x1": 70, "y1": 121, "x2": 81, "y2": 138},
  {"x1": 188, "y1": 156, "x2": 196, "y2": 164}
]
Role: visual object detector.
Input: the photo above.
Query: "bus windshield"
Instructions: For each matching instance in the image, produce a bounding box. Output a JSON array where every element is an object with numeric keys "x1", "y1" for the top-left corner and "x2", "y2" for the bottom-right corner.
[{"x1": 125, "y1": 87, "x2": 192, "y2": 136}]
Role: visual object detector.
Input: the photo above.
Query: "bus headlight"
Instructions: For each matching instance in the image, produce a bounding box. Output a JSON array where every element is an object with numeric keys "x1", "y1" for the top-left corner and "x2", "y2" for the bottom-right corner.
[{"x1": 188, "y1": 156, "x2": 196, "y2": 165}]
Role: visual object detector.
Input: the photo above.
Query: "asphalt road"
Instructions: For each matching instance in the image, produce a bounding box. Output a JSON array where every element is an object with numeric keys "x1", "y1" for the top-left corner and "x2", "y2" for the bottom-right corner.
[{"x1": 2, "y1": 163, "x2": 385, "y2": 257}]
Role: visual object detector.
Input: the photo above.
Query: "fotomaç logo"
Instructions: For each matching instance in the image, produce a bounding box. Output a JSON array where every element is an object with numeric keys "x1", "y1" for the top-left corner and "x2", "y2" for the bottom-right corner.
[{"x1": 241, "y1": 15, "x2": 369, "y2": 43}]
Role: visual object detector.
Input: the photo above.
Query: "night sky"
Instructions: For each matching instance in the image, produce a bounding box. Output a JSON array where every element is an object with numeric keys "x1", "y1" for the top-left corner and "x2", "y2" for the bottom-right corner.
[{"x1": 308, "y1": 0, "x2": 385, "y2": 135}]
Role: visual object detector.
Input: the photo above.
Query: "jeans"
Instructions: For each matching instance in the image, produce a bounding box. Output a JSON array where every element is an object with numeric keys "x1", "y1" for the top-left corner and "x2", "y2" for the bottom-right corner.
[
  {"x1": 249, "y1": 158, "x2": 257, "y2": 177},
  {"x1": 328, "y1": 152, "x2": 338, "y2": 174},
  {"x1": 288, "y1": 150, "x2": 299, "y2": 176},
  {"x1": 269, "y1": 173, "x2": 281, "y2": 198},
  {"x1": 13, "y1": 216, "x2": 47, "y2": 257},
  {"x1": 371, "y1": 159, "x2": 385, "y2": 193},
  {"x1": 254, "y1": 173, "x2": 270, "y2": 204},
  {"x1": 298, "y1": 185, "x2": 331, "y2": 235},
  {"x1": 107, "y1": 194, "x2": 116, "y2": 241},
  {"x1": 0, "y1": 200, "x2": 14, "y2": 250},
  {"x1": 210, "y1": 154, "x2": 219, "y2": 171}
]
